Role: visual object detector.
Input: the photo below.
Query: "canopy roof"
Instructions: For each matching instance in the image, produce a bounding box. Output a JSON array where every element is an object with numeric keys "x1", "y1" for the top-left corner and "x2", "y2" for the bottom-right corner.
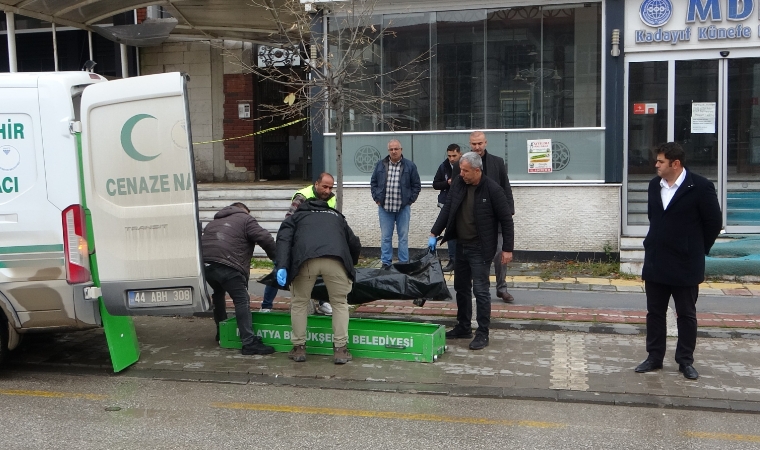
[{"x1": 0, "y1": 0, "x2": 294, "y2": 44}]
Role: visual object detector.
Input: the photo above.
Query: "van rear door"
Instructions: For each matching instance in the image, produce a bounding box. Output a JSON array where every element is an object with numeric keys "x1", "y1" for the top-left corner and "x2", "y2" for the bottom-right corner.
[{"x1": 80, "y1": 72, "x2": 209, "y2": 316}]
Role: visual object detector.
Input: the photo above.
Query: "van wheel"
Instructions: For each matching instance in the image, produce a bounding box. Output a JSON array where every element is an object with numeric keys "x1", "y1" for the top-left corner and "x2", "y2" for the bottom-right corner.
[{"x1": 0, "y1": 313, "x2": 8, "y2": 366}]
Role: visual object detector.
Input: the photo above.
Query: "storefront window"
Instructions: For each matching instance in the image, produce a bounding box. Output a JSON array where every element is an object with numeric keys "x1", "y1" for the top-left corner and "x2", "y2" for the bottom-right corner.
[
  {"x1": 329, "y1": 3, "x2": 601, "y2": 132},
  {"x1": 435, "y1": 10, "x2": 485, "y2": 130},
  {"x1": 382, "y1": 13, "x2": 432, "y2": 131}
]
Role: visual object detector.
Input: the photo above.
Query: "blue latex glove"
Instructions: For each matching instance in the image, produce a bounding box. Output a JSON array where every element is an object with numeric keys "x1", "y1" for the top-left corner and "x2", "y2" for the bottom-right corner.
[
  {"x1": 428, "y1": 236, "x2": 437, "y2": 251},
  {"x1": 276, "y1": 268, "x2": 287, "y2": 287}
]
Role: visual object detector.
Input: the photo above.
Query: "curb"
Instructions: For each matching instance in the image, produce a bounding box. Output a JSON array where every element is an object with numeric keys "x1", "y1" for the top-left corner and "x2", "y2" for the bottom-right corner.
[
  {"x1": 20, "y1": 364, "x2": 754, "y2": 415},
  {"x1": 195, "y1": 310, "x2": 760, "y2": 340},
  {"x1": 351, "y1": 313, "x2": 760, "y2": 340}
]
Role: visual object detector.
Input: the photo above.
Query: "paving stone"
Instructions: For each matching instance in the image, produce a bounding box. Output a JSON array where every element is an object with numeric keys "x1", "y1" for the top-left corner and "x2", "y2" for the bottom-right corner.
[
  {"x1": 615, "y1": 285, "x2": 645, "y2": 293},
  {"x1": 565, "y1": 284, "x2": 591, "y2": 291},
  {"x1": 512, "y1": 282, "x2": 540, "y2": 288},
  {"x1": 576, "y1": 277, "x2": 611, "y2": 285},
  {"x1": 590, "y1": 284, "x2": 618, "y2": 292},
  {"x1": 610, "y1": 280, "x2": 644, "y2": 287},
  {"x1": 538, "y1": 283, "x2": 568, "y2": 290},
  {"x1": 698, "y1": 288, "x2": 725, "y2": 296},
  {"x1": 723, "y1": 288, "x2": 753, "y2": 296}
]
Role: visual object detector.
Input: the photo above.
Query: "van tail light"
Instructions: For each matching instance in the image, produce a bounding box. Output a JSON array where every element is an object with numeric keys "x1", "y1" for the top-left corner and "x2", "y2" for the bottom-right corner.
[{"x1": 62, "y1": 205, "x2": 91, "y2": 284}]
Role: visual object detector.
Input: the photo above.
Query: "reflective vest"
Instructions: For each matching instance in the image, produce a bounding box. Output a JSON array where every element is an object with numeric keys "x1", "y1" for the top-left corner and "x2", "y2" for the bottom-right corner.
[{"x1": 294, "y1": 185, "x2": 336, "y2": 208}]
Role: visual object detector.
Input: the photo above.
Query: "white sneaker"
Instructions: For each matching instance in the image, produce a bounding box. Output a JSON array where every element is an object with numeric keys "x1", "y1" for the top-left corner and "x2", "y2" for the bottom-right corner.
[
  {"x1": 259, "y1": 308, "x2": 272, "y2": 313},
  {"x1": 317, "y1": 302, "x2": 333, "y2": 316}
]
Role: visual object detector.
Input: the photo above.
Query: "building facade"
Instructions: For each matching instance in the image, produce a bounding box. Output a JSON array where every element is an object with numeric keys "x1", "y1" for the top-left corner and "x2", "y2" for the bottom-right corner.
[{"x1": 623, "y1": 0, "x2": 760, "y2": 237}]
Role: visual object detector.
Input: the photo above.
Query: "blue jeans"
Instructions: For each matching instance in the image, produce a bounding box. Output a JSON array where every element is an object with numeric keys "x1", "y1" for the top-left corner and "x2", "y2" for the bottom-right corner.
[
  {"x1": 205, "y1": 262, "x2": 255, "y2": 346},
  {"x1": 378, "y1": 204, "x2": 410, "y2": 266},
  {"x1": 262, "y1": 283, "x2": 324, "y2": 309},
  {"x1": 261, "y1": 284, "x2": 278, "y2": 309},
  {"x1": 453, "y1": 242, "x2": 492, "y2": 336},
  {"x1": 447, "y1": 239, "x2": 457, "y2": 261}
]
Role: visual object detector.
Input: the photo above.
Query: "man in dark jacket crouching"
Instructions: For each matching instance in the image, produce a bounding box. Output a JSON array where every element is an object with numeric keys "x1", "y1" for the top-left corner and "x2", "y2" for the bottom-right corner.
[
  {"x1": 275, "y1": 200, "x2": 361, "y2": 364},
  {"x1": 430, "y1": 152, "x2": 514, "y2": 350},
  {"x1": 202, "y1": 202, "x2": 276, "y2": 355}
]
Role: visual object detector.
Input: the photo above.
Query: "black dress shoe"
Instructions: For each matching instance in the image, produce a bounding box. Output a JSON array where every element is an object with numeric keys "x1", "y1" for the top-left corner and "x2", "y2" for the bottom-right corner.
[
  {"x1": 679, "y1": 364, "x2": 699, "y2": 380},
  {"x1": 469, "y1": 334, "x2": 489, "y2": 350},
  {"x1": 445, "y1": 326, "x2": 473, "y2": 339},
  {"x1": 381, "y1": 264, "x2": 391, "y2": 270},
  {"x1": 634, "y1": 358, "x2": 663, "y2": 373},
  {"x1": 498, "y1": 291, "x2": 515, "y2": 303},
  {"x1": 442, "y1": 260, "x2": 455, "y2": 272}
]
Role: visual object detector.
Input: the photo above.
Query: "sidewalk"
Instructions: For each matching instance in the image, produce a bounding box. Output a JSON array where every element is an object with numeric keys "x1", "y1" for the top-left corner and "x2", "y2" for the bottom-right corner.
[
  {"x1": 248, "y1": 268, "x2": 760, "y2": 331},
  {"x1": 9, "y1": 315, "x2": 760, "y2": 414}
]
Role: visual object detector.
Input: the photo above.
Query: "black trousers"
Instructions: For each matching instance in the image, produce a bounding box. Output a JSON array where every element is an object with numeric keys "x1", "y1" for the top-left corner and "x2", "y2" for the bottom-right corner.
[
  {"x1": 453, "y1": 242, "x2": 492, "y2": 336},
  {"x1": 645, "y1": 281, "x2": 699, "y2": 365}
]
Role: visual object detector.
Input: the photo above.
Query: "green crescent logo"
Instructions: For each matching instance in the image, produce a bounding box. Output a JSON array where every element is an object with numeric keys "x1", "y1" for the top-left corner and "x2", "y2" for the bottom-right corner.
[{"x1": 120, "y1": 114, "x2": 160, "y2": 162}]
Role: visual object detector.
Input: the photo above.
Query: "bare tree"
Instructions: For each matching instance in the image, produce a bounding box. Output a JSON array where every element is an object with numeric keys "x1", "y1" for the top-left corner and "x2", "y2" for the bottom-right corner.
[{"x1": 234, "y1": 0, "x2": 429, "y2": 211}]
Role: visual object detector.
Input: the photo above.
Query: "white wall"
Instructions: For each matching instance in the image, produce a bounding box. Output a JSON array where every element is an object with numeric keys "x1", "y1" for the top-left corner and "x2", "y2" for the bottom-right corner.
[
  {"x1": 340, "y1": 185, "x2": 620, "y2": 253},
  {"x1": 140, "y1": 40, "x2": 222, "y2": 182}
]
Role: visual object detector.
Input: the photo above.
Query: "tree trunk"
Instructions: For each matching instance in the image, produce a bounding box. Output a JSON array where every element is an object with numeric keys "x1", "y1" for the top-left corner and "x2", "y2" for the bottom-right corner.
[{"x1": 334, "y1": 96, "x2": 345, "y2": 212}]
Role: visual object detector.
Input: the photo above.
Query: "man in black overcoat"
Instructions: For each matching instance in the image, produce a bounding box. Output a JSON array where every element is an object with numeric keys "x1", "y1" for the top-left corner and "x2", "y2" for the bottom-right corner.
[{"x1": 634, "y1": 142, "x2": 722, "y2": 380}]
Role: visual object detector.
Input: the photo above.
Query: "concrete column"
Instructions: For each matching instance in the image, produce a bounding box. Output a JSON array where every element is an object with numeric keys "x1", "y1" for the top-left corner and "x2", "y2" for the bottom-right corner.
[
  {"x1": 120, "y1": 44, "x2": 129, "y2": 78},
  {"x1": 210, "y1": 40, "x2": 226, "y2": 181},
  {"x1": 52, "y1": 23, "x2": 59, "y2": 71},
  {"x1": 6, "y1": 11, "x2": 17, "y2": 72},
  {"x1": 88, "y1": 31, "x2": 93, "y2": 60}
]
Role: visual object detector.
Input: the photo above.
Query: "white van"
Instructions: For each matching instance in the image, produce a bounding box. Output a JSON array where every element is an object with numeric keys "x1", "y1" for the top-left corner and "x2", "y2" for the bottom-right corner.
[{"x1": 0, "y1": 72, "x2": 209, "y2": 369}]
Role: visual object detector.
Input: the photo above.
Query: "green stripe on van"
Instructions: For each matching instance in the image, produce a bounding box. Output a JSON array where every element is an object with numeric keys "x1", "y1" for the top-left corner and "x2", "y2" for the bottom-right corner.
[
  {"x1": 0, "y1": 259, "x2": 64, "y2": 268},
  {"x1": 0, "y1": 244, "x2": 64, "y2": 255}
]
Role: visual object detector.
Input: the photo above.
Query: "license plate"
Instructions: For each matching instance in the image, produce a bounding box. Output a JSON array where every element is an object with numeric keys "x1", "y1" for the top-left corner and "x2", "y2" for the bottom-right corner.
[{"x1": 127, "y1": 288, "x2": 192, "y2": 308}]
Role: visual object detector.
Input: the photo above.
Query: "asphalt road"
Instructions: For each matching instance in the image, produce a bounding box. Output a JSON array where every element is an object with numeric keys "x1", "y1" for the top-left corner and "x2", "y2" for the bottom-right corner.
[
  {"x1": 1, "y1": 370, "x2": 758, "y2": 449},
  {"x1": 248, "y1": 281, "x2": 760, "y2": 315}
]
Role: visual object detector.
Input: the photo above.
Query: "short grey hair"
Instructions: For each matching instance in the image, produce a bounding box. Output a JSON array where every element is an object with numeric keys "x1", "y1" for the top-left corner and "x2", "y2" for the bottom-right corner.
[
  {"x1": 459, "y1": 152, "x2": 482, "y2": 170},
  {"x1": 387, "y1": 139, "x2": 402, "y2": 149}
]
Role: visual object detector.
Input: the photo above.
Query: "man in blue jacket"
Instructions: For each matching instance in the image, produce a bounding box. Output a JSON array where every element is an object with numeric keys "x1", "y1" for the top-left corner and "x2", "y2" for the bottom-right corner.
[
  {"x1": 370, "y1": 139, "x2": 421, "y2": 269},
  {"x1": 433, "y1": 144, "x2": 462, "y2": 272}
]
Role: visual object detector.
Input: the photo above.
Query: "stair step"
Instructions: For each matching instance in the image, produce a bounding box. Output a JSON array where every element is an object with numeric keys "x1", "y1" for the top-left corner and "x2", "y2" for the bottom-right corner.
[
  {"x1": 620, "y1": 261, "x2": 643, "y2": 276},
  {"x1": 197, "y1": 190, "x2": 292, "y2": 200},
  {"x1": 198, "y1": 199, "x2": 291, "y2": 209}
]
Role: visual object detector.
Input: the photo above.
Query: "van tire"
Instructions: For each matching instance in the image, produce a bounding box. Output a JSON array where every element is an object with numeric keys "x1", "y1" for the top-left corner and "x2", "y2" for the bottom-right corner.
[{"x1": 0, "y1": 312, "x2": 8, "y2": 367}]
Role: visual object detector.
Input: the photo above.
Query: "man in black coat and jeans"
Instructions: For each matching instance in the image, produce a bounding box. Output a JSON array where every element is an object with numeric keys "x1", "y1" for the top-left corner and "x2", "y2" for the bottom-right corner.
[
  {"x1": 430, "y1": 152, "x2": 514, "y2": 350},
  {"x1": 432, "y1": 143, "x2": 462, "y2": 272},
  {"x1": 454, "y1": 131, "x2": 516, "y2": 303},
  {"x1": 202, "y1": 202, "x2": 276, "y2": 355},
  {"x1": 275, "y1": 200, "x2": 361, "y2": 364},
  {"x1": 634, "y1": 142, "x2": 722, "y2": 380}
]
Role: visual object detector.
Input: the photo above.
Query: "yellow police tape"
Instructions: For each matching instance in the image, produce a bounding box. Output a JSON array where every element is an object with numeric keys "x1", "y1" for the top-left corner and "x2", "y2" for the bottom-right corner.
[{"x1": 192, "y1": 117, "x2": 306, "y2": 145}]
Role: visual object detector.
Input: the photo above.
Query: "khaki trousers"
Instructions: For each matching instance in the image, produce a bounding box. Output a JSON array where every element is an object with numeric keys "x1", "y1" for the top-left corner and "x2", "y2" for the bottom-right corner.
[{"x1": 290, "y1": 257, "x2": 352, "y2": 347}]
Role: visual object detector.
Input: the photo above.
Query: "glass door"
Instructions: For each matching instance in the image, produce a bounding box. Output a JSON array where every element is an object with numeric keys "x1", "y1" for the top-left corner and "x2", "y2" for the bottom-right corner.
[
  {"x1": 726, "y1": 58, "x2": 760, "y2": 233},
  {"x1": 672, "y1": 59, "x2": 720, "y2": 206},
  {"x1": 625, "y1": 61, "x2": 668, "y2": 234},
  {"x1": 626, "y1": 55, "x2": 760, "y2": 234},
  {"x1": 625, "y1": 57, "x2": 726, "y2": 235}
]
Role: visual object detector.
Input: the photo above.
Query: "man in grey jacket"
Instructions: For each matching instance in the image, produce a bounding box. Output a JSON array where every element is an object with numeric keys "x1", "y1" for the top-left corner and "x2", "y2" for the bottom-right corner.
[{"x1": 202, "y1": 202, "x2": 276, "y2": 355}]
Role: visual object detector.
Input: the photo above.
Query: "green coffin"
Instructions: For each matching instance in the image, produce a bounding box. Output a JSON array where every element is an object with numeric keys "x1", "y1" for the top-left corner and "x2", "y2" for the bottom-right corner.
[{"x1": 219, "y1": 312, "x2": 446, "y2": 363}]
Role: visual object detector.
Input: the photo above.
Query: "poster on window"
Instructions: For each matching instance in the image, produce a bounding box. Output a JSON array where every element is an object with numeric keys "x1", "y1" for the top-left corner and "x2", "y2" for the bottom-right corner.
[
  {"x1": 691, "y1": 102, "x2": 716, "y2": 134},
  {"x1": 527, "y1": 139, "x2": 552, "y2": 173}
]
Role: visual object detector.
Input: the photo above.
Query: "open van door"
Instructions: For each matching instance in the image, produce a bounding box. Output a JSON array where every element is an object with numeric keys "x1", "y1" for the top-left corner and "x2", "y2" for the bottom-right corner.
[{"x1": 80, "y1": 73, "x2": 210, "y2": 316}]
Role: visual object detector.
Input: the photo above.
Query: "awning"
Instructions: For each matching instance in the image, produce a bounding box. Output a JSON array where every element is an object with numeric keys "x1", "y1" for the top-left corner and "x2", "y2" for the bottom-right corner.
[{"x1": 0, "y1": 0, "x2": 295, "y2": 45}]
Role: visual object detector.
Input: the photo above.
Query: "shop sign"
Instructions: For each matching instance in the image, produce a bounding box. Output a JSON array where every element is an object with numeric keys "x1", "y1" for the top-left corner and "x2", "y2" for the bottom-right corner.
[
  {"x1": 633, "y1": 103, "x2": 658, "y2": 114},
  {"x1": 527, "y1": 139, "x2": 552, "y2": 173},
  {"x1": 627, "y1": 0, "x2": 760, "y2": 52}
]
